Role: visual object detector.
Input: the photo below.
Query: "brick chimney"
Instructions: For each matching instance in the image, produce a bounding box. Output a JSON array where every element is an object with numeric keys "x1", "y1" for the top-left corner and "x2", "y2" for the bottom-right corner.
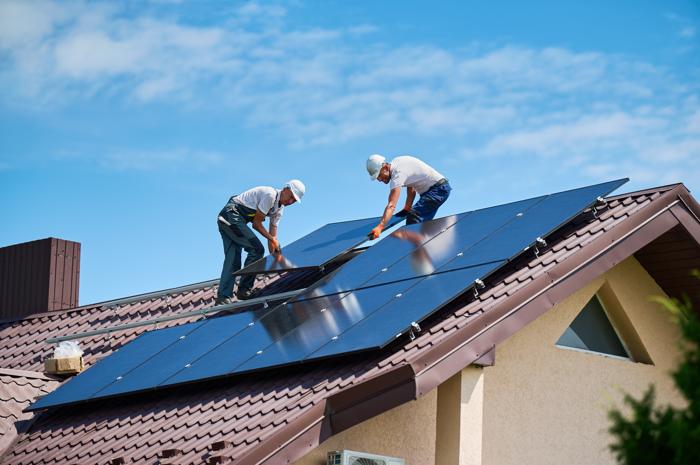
[{"x1": 0, "y1": 238, "x2": 80, "y2": 319}]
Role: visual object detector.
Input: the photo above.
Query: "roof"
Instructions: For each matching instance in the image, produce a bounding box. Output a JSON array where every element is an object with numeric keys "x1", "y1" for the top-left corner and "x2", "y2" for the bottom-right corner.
[
  {"x1": 1, "y1": 183, "x2": 699, "y2": 464},
  {"x1": 0, "y1": 369, "x2": 58, "y2": 455}
]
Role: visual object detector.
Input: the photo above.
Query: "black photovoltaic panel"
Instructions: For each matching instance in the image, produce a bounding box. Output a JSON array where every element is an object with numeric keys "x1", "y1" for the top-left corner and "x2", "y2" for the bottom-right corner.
[
  {"x1": 308, "y1": 196, "x2": 542, "y2": 296},
  {"x1": 163, "y1": 278, "x2": 418, "y2": 386},
  {"x1": 240, "y1": 262, "x2": 503, "y2": 371},
  {"x1": 29, "y1": 321, "x2": 207, "y2": 410},
  {"x1": 29, "y1": 179, "x2": 628, "y2": 411},
  {"x1": 235, "y1": 215, "x2": 405, "y2": 275}
]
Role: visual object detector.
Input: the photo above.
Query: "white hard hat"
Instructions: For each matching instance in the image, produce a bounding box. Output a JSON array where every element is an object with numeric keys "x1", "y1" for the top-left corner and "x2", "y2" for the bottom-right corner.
[
  {"x1": 366, "y1": 154, "x2": 386, "y2": 180},
  {"x1": 285, "y1": 179, "x2": 305, "y2": 203}
]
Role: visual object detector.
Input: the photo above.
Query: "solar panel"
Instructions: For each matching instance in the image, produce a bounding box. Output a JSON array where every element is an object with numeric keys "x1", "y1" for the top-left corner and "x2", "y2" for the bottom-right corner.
[
  {"x1": 240, "y1": 262, "x2": 504, "y2": 372},
  {"x1": 162, "y1": 279, "x2": 417, "y2": 386},
  {"x1": 364, "y1": 180, "x2": 623, "y2": 285},
  {"x1": 29, "y1": 321, "x2": 207, "y2": 411},
  {"x1": 308, "y1": 196, "x2": 543, "y2": 296},
  {"x1": 92, "y1": 311, "x2": 263, "y2": 398},
  {"x1": 234, "y1": 215, "x2": 405, "y2": 275},
  {"x1": 29, "y1": 178, "x2": 627, "y2": 411}
]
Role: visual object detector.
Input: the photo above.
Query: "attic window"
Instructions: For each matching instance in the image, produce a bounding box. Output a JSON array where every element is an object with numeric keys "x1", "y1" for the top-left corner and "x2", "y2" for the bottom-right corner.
[{"x1": 556, "y1": 295, "x2": 631, "y2": 360}]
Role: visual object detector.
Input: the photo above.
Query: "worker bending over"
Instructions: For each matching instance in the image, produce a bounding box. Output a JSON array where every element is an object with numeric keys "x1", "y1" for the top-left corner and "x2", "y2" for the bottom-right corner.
[
  {"x1": 216, "y1": 180, "x2": 305, "y2": 305},
  {"x1": 366, "y1": 155, "x2": 450, "y2": 239}
]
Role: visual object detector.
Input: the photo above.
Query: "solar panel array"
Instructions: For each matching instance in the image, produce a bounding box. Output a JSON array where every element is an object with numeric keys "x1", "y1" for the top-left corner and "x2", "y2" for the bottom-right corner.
[{"x1": 29, "y1": 179, "x2": 627, "y2": 411}]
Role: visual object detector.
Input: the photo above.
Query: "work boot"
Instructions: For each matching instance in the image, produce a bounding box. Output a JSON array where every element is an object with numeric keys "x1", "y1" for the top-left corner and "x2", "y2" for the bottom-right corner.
[
  {"x1": 236, "y1": 288, "x2": 254, "y2": 300},
  {"x1": 215, "y1": 296, "x2": 234, "y2": 306}
]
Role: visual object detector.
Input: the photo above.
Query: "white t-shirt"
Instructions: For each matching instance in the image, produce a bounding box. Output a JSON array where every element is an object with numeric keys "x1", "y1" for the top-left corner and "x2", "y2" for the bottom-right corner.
[
  {"x1": 234, "y1": 186, "x2": 284, "y2": 226},
  {"x1": 389, "y1": 156, "x2": 444, "y2": 195}
]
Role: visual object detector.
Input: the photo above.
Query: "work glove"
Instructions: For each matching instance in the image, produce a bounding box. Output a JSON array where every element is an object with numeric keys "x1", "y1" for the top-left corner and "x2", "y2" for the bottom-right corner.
[{"x1": 369, "y1": 225, "x2": 383, "y2": 240}]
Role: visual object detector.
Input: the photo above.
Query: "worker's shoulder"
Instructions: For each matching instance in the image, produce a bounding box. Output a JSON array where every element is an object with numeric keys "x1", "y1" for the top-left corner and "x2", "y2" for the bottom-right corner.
[
  {"x1": 244, "y1": 185, "x2": 277, "y2": 196},
  {"x1": 391, "y1": 154, "x2": 423, "y2": 164}
]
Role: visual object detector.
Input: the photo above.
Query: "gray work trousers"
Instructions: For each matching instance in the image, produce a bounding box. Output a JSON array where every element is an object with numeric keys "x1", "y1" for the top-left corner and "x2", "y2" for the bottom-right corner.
[{"x1": 217, "y1": 199, "x2": 264, "y2": 299}]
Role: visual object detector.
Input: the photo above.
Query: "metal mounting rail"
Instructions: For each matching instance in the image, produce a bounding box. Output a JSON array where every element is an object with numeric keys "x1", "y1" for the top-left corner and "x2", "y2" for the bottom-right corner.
[
  {"x1": 97, "y1": 279, "x2": 220, "y2": 309},
  {"x1": 46, "y1": 288, "x2": 307, "y2": 344}
]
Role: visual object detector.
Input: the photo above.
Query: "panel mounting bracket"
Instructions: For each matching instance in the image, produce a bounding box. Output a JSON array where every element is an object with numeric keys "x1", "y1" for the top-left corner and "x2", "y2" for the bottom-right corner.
[
  {"x1": 533, "y1": 237, "x2": 547, "y2": 257},
  {"x1": 473, "y1": 279, "x2": 485, "y2": 298},
  {"x1": 408, "y1": 321, "x2": 422, "y2": 341},
  {"x1": 592, "y1": 196, "x2": 608, "y2": 218}
]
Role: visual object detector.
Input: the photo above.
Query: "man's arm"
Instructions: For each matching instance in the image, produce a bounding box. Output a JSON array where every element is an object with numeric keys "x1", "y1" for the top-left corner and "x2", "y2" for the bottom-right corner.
[
  {"x1": 369, "y1": 187, "x2": 401, "y2": 240},
  {"x1": 252, "y1": 210, "x2": 280, "y2": 253},
  {"x1": 268, "y1": 223, "x2": 281, "y2": 255},
  {"x1": 402, "y1": 186, "x2": 416, "y2": 212}
]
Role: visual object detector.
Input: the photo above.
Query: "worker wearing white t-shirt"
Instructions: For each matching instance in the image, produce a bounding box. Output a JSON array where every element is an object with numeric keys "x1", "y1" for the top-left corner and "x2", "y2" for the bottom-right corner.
[
  {"x1": 216, "y1": 180, "x2": 305, "y2": 304},
  {"x1": 366, "y1": 155, "x2": 451, "y2": 240}
]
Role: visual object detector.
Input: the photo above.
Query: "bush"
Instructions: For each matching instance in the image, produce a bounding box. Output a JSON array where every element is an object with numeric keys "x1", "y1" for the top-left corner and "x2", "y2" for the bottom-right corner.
[{"x1": 608, "y1": 272, "x2": 700, "y2": 465}]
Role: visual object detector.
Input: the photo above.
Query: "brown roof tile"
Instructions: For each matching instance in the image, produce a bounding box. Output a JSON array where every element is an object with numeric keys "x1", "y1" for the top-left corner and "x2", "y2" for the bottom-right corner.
[{"x1": 0, "y1": 369, "x2": 58, "y2": 457}]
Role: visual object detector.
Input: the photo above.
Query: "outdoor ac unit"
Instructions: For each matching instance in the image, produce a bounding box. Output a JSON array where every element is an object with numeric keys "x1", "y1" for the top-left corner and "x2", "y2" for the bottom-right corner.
[{"x1": 327, "y1": 449, "x2": 405, "y2": 465}]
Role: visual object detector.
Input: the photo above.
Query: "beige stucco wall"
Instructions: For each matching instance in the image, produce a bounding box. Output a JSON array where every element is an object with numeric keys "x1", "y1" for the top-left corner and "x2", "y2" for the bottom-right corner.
[
  {"x1": 294, "y1": 388, "x2": 437, "y2": 465},
  {"x1": 477, "y1": 256, "x2": 685, "y2": 465}
]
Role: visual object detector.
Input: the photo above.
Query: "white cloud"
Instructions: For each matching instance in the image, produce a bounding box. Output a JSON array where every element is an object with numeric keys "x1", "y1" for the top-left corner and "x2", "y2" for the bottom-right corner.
[{"x1": 0, "y1": 0, "x2": 66, "y2": 49}]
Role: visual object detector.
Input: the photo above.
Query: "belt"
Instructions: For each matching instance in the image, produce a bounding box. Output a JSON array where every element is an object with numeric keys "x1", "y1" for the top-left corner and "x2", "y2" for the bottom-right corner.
[{"x1": 434, "y1": 178, "x2": 448, "y2": 187}]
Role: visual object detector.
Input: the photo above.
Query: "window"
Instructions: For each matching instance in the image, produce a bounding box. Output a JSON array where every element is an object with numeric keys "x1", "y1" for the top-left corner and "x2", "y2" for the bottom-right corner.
[{"x1": 556, "y1": 295, "x2": 631, "y2": 360}]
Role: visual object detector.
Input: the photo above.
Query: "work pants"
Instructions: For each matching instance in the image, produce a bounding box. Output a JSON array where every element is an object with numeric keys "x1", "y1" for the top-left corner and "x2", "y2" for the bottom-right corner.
[
  {"x1": 406, "y1": 181, "x2": 452, "y2": 224},
  {"x1": 217, "y1": 201, "x2": 264, "y2": 299}
]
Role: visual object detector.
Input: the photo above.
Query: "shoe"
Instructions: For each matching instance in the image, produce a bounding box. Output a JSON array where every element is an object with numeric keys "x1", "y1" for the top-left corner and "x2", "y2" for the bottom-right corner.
[
  {"x1": 215, "y1": 296, "x2": 234, "y2": 306},
  {"x1": 236, "y1": 288, "x2": 254, "y2": 300}
]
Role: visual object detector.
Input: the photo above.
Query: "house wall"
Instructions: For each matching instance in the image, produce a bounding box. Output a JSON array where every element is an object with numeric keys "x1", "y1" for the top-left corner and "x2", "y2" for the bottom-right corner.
[
  {"x1": 477, "y1": 256, "x2": 685, "y2": 465},
  {"x1": 294, "y1": 388, "x2": 437, "y2": 465}
]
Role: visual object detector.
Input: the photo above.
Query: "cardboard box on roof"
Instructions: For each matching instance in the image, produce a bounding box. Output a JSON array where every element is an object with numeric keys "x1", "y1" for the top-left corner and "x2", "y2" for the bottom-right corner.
[{"x1": 44, "y1": 356, "x2": 84, "y2": 375}]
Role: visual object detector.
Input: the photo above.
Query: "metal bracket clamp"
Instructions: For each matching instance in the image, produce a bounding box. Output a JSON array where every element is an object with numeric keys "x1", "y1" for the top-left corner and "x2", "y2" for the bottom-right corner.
[
  {"x1": 592, "y1": 196, "x2": 608, "y2": 218},
  {"x1": 409, "y1": 321, "x2": 422, "y2": 341},
  {"x1": 473, "y1": 279, "x2": 485, "y2": 298},
  {"x1": 533, "y1": 237, "x2": 547, "y2": 257}
]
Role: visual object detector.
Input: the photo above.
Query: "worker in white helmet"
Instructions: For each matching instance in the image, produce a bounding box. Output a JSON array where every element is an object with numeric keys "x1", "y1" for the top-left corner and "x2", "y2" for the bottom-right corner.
[
  {"x1": 216, "y1": 180, "x2": 305, "y2": 304},
  {"x1": 366, "y1": 155, "x2": 450, "y2": 240}
]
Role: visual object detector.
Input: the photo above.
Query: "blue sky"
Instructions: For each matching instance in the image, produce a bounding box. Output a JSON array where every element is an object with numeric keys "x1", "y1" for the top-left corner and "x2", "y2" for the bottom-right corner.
[{"x1": 1, "y1": 0, "x2": 698, "y2": 305}]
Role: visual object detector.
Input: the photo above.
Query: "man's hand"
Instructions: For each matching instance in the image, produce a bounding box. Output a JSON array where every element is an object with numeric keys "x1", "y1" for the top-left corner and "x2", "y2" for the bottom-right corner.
[
  {"x1": 268, "y1": 238, "x2": 281, "y2": 255},
  {"x1": 369, "y1": 225, "x2": 383, "y2": 240}
]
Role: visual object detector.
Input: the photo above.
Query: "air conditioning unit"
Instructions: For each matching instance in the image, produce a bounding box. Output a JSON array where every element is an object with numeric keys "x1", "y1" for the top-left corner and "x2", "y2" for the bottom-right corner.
[{"x1": 327, "y1": 450, "x2": 405, "y2": 465}]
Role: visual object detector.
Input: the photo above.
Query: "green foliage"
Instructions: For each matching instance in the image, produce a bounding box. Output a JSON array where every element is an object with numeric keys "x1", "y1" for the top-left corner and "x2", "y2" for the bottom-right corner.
[{"x1": 608, "y1": 272, "x2": 700, "y2": 465}]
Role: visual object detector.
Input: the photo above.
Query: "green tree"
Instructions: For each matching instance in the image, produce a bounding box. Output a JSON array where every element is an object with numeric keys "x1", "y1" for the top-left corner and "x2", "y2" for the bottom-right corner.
[{"x1": 608, "y1": 271, "x2": 700, "y2": 465}]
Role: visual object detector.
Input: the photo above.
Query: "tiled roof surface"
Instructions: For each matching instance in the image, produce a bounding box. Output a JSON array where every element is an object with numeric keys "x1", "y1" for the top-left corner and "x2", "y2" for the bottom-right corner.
[
  {"x1": 0, "y1": 184, "x2": 694, "y2": 464},
  {"x1": 0, "y1": 369, "x2": 58, "y2": 456}
]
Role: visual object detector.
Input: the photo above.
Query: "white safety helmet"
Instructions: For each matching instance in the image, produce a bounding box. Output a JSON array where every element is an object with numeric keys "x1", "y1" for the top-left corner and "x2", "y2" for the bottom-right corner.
[
  {"x1": 285, "y1": 179, "x2": 305, "y2": 203},
  {"x1": 366, "y1": 154, "x2": 386, "y2": 180}
]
